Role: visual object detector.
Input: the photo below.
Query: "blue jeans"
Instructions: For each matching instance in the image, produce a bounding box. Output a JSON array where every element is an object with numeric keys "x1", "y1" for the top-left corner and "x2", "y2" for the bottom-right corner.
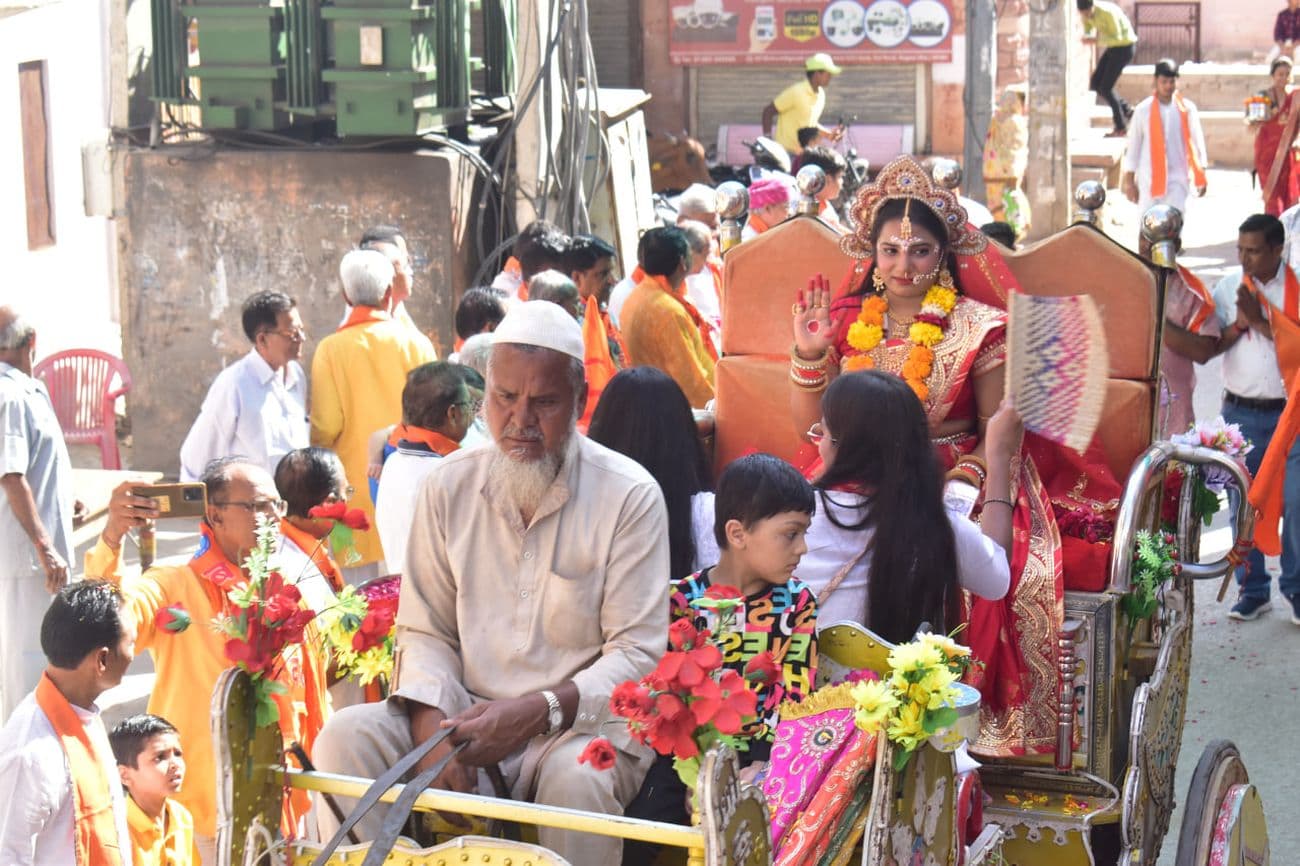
[{"x1": 1222, "y1": 399, "x2": 1300, "y2": 601}]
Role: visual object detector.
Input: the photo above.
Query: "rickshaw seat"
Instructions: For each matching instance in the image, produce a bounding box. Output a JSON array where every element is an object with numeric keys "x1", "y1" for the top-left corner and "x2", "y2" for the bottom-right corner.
[
  {"x1": 713, "y1": 355, "x2": 811, "y2": 474},
  {"x1": 720, "y1": 216, "x2": 852, "y2": 356},
  {"x1": 289, "y1": 835, "x2": 573, "y2": 866}
]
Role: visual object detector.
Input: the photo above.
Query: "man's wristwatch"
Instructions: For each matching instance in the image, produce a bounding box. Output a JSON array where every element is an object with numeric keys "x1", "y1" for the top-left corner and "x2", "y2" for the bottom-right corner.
[{"x1": 541, "y1": 690, "x2": 563, "y2": 735}]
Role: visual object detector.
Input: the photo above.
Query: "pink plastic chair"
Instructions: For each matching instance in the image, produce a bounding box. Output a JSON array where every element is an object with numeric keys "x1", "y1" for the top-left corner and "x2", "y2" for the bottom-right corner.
[{"x1": 32, "y1": 349, "x2": 132, "y2": 470}]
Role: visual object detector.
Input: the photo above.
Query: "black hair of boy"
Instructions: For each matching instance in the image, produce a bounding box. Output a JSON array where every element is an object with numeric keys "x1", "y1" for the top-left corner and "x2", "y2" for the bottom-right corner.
[
  {"x1": 514, "y1": 220, "x2": 571, "y2": 281},
  {"x1": 713, "y1": 453, "x2": 816, "y2": 548},
  {"x1": 454, "y1": 287, "x2": 506, "y2": 340},
  {"x1": 796, "y1": 127, "x2": 822, "y2": 149},
  {"x1": 40, "y1": 581, "x2": 126, "y2": 669},
  {"x1": 110, "y1": 714, "x2": 179, "y2": 768},
  {"x1": 980, "y1": 221, "x2": 1017, "y2": 250},
  {"x1": 798, "y1": 145, "x2": 847, "y2": 179}
]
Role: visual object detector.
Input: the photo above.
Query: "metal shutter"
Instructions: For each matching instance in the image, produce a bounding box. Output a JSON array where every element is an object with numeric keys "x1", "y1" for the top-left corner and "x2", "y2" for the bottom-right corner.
[
  {"x1": 695, "y1": 65, "x2": 917, "y2": 148},
  {"x1": 587, "y1": 0, "x2": 640, "y2": 88}
]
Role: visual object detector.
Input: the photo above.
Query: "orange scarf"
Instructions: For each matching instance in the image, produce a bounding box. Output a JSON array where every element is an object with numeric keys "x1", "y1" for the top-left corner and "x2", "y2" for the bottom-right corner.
[
  {"x1": 1149, "y1": 93, "x2": 1207, "y2": 197},
  {"x1": 386, "y1": 423, "x2": 461, "y2": 455},
  {"x1": 631, "y1": 265, "x2": 721, "y2": 362},
  {"x1": 1245, "y1": 265, "x2": 1300, "y2": 558},
  {"x1": 337, "y1": 305, "x2": 390, "y2": 332},
  {"x1": 280, "y1": 521, "x2": 343, "y2": 593},
  {"x1": 745, "y1": 214, "x2": 771, "y2": 236},
  {"x1": 1177, "y1": 265, "x2": 1217, "y2": 333},
  {"x1": 580, "y1": 294, "x2": 620, "y2": 430},
  {"x1": 34, "y1": 674, "x2": 124, "y2": 866}
]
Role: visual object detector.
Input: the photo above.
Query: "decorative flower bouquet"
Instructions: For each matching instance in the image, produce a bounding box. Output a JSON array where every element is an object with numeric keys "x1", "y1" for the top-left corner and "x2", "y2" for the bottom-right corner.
[
  {"x1": 849, "y1": 632, "x2": 975, "y2": 771},
  {"x1": 1164, "y1": 417, "x2": 1252, "y2": 527},
  {"x1": 1120, "y1": 530, "x2": 1180, "y2": 623},
  {"x1": 316, "y1": 577, "x2": 399, "y2": 687},
  {"x1": 591, "y1": 585, "x2": 774, "y2": 799}
]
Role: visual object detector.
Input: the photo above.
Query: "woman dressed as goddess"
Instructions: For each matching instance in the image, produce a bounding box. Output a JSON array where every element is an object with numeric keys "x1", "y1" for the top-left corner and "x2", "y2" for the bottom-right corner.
[{"x1": 787, "y1": 155, "x2": 1064, "y2": 757}]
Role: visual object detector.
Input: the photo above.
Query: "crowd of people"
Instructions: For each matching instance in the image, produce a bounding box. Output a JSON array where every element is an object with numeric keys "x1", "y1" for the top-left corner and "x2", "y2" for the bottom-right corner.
[{"x1": 0, "y1": 90, "x2": 1298, "y2": 864}]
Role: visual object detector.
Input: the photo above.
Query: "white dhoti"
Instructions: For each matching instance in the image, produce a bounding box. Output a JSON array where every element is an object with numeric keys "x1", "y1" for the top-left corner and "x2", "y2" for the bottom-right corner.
[
  {"x1": 0, "y1": 566, "x2": 50, "y2": 721},
  {"x1": 312, "y1": 698, "x2": 652, "y2": 866},
  {"x1": 1138, "y1": 180, "x2": 1190, "y2": 220}
]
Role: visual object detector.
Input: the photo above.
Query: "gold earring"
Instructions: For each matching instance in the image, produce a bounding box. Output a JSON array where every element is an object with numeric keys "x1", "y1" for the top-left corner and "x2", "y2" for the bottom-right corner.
[
  {"x1": 938, "y1": 266, "x2": 954, "y2": 289},
  {"x1": 871, "y1": 269, "x2": 886, "y2": 293}
]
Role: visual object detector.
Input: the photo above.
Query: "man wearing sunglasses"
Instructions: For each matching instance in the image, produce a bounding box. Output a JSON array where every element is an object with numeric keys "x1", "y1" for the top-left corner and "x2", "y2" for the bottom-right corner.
[
  {"x1": 179, "y1": 291, "x2": 309, "y2": 483},
  {"x1": 85, "y1": 458, "x2": 323, "y2": 863}
]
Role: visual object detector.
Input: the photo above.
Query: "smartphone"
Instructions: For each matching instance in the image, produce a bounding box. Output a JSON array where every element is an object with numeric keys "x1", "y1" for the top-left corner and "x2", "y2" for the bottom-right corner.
[{"x1": 133, "y1": 483, "x2": 208, "y2": 519}]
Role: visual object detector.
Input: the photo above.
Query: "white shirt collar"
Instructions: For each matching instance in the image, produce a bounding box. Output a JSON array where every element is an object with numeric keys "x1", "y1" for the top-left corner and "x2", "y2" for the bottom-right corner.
[{"x1": 245, "y1": 348, "x2": 299, "y2": 389}]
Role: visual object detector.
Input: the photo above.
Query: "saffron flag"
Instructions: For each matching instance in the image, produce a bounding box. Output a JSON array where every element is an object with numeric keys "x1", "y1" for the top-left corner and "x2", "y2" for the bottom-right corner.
[{"x1": 1247, "y1": 282, "x2": 1300, "y2": 556}]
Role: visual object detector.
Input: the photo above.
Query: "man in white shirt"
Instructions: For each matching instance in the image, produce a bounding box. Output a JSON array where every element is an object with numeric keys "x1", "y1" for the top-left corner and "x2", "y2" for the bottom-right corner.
[
  {"x1": 1122, "y1": 58, "x2": 1208, "y2": 218},
  {"x1": 679, "y1": 220, "x2": 723, "y2": 350},
  {"x1": 0, "y1": 306, "x2": 74, "y2": 721},
  {"x1": 0, "y1": 581, "x2": 136, "y2": 865},
  {"x1": 1208, "y1": 214, "x2": 1300, "y2": 622},
  {"x1": 179, "y1": 291, "x2": 309, "y2": 481},
  {"x1": 374, "y1": 362, "x2": 473, "y2": 574}
]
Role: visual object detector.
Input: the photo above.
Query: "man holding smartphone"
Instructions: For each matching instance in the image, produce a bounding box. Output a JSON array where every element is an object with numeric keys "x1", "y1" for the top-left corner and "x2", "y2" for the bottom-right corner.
[{"x1": 0, "y1": 306, "x2": 74, "y2": 722}]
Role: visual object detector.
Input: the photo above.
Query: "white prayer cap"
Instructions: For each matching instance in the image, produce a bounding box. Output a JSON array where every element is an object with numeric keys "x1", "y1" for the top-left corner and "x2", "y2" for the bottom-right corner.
[{"x1": 492, "y1": 300, "x2": 584, "y2": 362}]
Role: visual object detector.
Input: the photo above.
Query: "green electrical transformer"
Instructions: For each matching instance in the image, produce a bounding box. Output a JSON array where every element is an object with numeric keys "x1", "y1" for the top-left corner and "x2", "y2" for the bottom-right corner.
[{"x1": 150, "y1": 0, "x2": 516, "y2": 137}]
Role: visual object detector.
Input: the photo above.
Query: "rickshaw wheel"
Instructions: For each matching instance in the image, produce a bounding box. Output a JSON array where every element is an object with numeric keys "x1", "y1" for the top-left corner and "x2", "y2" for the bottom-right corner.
[{"x1": 1173, "y1": 740, "x2": 1269, "y2": 865}]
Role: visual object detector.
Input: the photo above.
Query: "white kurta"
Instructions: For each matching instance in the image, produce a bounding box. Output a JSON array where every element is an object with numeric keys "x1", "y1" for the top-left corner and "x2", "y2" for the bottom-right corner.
[
  {"x1": 0, "y1": 693, "x2": 132, "y2": 865},
  {"x1": 1123, "y1": 94, "x2": 1208, "y2": 215}
]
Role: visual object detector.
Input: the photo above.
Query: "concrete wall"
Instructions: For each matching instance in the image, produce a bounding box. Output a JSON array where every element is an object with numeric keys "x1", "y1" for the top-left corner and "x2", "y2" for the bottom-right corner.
[
  {"x1": 0, "y1": 0, "x2": 121, "y2": 358},
  {"x1": 639, "y1": 1, "x2": 689, "y2": 133},
  {"x1": 119, "y1": 148, "x2": 476, "y2": 477}
]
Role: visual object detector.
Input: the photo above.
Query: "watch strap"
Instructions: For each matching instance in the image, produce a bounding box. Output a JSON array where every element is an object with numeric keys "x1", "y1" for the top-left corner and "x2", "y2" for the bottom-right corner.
[{"x1": 541, "y1": 689, "x2": 562, "y2": 735}]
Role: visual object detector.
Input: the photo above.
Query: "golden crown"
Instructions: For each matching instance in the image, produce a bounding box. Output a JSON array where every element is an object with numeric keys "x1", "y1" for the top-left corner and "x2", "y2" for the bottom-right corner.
[{"x1": 840, "y1": 155, "x2": 988, "y2": 259}]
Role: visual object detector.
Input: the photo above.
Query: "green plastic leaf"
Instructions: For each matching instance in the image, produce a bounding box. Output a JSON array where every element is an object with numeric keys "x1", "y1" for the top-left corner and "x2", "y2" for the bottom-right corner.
[
  {"x1": 673, "y1": 756, "x2": 701, "y2": 793},
  {"x1": 923, "y1": 707, "x2": 959, "y2": 733},
  {"x1": 893, "y1": 747, "x2": 914, "y2": 773}
]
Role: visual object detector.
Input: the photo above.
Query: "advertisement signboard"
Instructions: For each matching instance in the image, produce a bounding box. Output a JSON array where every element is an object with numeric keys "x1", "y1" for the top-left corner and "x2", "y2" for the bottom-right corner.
[{"x1": 669, "y1": 0, "x2": 955, "y2": 65}]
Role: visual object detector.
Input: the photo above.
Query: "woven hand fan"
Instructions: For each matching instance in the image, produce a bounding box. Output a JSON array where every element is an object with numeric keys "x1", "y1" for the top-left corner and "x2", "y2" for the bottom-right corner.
[{"x1": 1005, "y1": 293, "x2": 1109, "y2": 454}]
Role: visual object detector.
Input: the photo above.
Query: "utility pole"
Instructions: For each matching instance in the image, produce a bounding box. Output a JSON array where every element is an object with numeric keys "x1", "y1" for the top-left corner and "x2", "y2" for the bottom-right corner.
[
  {"x1": 513, "y1": 0, "x2": 558, "y2": 230},
  {"x1": 1025, "y1": 0, "x2": 1072, "y2": 238},
  {"x1": 963, "y1": 0, "x2": 996, "y2": 204}
]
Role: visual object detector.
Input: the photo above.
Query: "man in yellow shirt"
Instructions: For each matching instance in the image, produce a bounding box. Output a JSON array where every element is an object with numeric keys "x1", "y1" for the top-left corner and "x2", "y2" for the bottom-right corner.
[
  {"x1": 620, "y1": 227, "x2": 716, "y2": 409},
  {"x1": 1078, "y1": 0, "x2": 1138, "y2": 136},
  {"x1": 86, "y1": 458, "x2": 330, "y2": 862},
  {"x1": 310, "y1": 249, "x2": 437, "y2": 581},
  {"x1": 762, "y1": 53, "x2": 843, "y2": 154}
]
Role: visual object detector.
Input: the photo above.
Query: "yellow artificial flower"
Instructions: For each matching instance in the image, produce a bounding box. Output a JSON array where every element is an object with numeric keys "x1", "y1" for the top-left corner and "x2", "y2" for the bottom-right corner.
[
  {"x1": 918, "y1": 662, "x2": 958, "y2": 699},
  {"x1": 919, "y1": 632, "x2": 971, "y2": 662},
  {"x1": 887, "y1": 641, "x2": 945, "y2": 678},
  {"x1": 850, "y1": 679, "x2": 900, "y2": 733},
  {"x1": 887, "y1": 700, "x2": 928, "y2": 751},
  {"x1": 847, "y1": 321, "x2": 884, "y2": 352},
  {"x1": 923, "y1": 285, "x2": 958, "y2": 313},
  {"x1": 352, "y1": 648, "x2": 393, "y2": 686},
  {"x1": 908, "y1": 322, "x2": 945, "y2": 347}
]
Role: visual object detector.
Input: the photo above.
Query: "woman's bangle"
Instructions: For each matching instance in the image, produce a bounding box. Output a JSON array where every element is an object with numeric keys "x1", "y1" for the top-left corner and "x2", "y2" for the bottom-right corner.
[
  {"x1": 983, "y1": 497, "x2": 1015, "y2": 510},
  {"x1": 790, "y1": 345, "x2": 830, "y2": 371}
]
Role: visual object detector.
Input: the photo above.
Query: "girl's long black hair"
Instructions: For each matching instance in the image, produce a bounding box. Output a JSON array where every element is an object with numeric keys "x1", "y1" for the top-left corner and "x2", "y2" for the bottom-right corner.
[
  {"x1": 587, "y1": 367, "x2": 712, "y2": 578},
  {"x1": 814, "y1": 371, "x2": 959, "y2": 642}
]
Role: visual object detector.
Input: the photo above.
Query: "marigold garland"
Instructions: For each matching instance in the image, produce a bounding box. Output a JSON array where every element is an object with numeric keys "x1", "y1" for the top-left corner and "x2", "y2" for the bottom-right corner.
[{"x1": 843, "y1": 280, "x2": 958, "y2": 401}]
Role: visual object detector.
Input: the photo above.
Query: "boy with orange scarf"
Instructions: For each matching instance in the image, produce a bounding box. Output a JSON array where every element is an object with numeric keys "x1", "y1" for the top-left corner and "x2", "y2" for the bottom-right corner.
[
  {"x1": 1122, "y1": 58, "x2": 1208, "y2": 219},
  {"x1": 85, "y1": 458, "x2": 331, "y2": 860},
  {"x1": 0, "y1": 581, "x2": 136, "y2": 865}
]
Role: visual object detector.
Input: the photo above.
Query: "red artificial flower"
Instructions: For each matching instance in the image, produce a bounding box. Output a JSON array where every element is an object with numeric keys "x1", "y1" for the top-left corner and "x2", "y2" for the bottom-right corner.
[
  {"x1": 225, "y1": 619, "x2": 273, "y2": 673},
  {"x1": 277, "y1": 608, "x2": 315, "y2": 645},
  {"x1": 351, "y1": 606, "x2": 396, "y2": 653},
  {"x1": 703, "y1": 584, "x2": 744, "y2": 602},
  {"x1": 264, "y1": 584, "x2": 303, "y2": 625},
  {"x1": 654, "y1": 641, "x2": 723, "y2": 689},
  {"x1": 342, "y1": 508, "x2": 371, "y2": 531},
  {"x1": 610, "y1": 680, "x2": 655, "y2": 721},
  {"x1": 668, "y1": 618, "x2": 699, "y2": 651},
  {"x1": 690, "y1": 669, "x2": 756, "y2": 736},
  {"x1": 154, "y1": 603, "x2": 191, "y2": 634},
  {"x1": 646, "y1": 692, "x2": 700, "y2": 759},
  {"x1": 743, "y1": 651, "x2": 781, "y2": 685},
  {"x1": 577, "y1": 737, "x2": 617, "y2": 771},
  {"x1": 308, "y1": 501, "x2": 348, "y2": 521}
]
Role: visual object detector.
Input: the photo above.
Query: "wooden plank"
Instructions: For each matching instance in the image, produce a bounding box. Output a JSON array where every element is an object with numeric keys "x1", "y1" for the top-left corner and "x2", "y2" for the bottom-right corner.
[{"x1": 18, "y1": 60, "x2": 55, "y2": 250}]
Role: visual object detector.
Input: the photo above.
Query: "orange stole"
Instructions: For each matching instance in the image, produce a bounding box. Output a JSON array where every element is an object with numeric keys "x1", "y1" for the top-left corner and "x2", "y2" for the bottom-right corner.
[
  {"x1": 1149, "y1": 93, "x2": 1207, "y2": 197},
  {"x1": 1246, "y1": 265, "x2": 1300, "y2": 556},
  {"x1": 580, "y1": 294, "x2": 619, "y2": 430},
  {"x1": 337, "y1": 305, "x2": 391, "y2": 332},
  {"x1": 1178, "y1": 265, "x2": 1217, "y2": 333},
  {"x1": 34, "y1": 674, "x2": 125, "y2": 866},
  {"x1": 386, "y1": 424, "x2": 462, "y2": 456}
]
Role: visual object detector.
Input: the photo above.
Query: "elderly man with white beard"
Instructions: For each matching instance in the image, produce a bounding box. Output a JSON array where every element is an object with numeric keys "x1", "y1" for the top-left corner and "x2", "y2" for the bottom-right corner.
[{"x1": 311, "y1": 302, "x2": 669, "y2": 865}]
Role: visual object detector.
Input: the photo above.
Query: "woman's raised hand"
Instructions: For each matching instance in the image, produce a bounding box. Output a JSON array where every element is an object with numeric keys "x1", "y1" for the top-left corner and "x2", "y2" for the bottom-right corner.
[
  {"x1": 792, "y1": 273, "x2": 837, "y2": 359},
  {"x1": 985, "y1": 396, "x2": 1025, "y2": 463}
]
